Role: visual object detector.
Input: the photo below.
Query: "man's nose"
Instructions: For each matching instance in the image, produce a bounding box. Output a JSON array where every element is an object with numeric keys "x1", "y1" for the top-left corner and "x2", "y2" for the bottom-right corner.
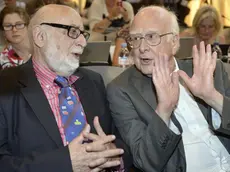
[
  {"x1": 139, "y1": 38, "x2": 149, "y2": 53},
  {"x1": 75, "y1": 34, "x2": 87, "y2": 47}
]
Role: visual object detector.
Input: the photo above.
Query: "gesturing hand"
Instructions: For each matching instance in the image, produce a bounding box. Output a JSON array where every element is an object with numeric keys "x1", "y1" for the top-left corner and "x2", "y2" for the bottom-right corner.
[
  {"x1": 178, "y1": 41, "x2": 217, "y2": 102},
  {"x1": 84, "y1": 117, "x2": 123, "y2": 172},
  {"x1": 68, "y1": 124, "x2": 123, "y2": 172},
  {"x1": 152, "y1": 53, "x2": 179, "y2": 124}
]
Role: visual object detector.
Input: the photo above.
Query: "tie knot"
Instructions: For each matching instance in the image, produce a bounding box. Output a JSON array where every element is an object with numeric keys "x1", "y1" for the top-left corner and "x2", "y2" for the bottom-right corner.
[{"x1": 54, "y1": 76, "x2": 69, "y2": 88}]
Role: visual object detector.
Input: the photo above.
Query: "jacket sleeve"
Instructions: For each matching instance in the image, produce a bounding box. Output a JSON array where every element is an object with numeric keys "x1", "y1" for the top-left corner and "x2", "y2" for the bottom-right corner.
[{"x1": 211, "y1": 61, "x2": 230, "y2": 135}]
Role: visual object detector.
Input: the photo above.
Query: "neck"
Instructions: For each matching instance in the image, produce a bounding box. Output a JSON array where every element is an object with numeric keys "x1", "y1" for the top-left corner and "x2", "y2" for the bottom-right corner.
[{"x1": 11, "y1": 37, "x2": 31, "y2": 61}]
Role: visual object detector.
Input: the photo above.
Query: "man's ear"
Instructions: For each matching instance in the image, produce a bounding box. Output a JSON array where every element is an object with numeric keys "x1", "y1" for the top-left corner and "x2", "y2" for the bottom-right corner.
[{"x1": 33, "y1": 26, "x2": 46, "y2": 48}]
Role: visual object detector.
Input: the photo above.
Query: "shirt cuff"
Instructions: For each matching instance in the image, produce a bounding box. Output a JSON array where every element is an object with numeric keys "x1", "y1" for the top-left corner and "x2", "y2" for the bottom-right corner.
[
  {"x1": 211, "y1": 108, "x2": 221, "y2": 129},
  {"x1": 169, "y1": 119, "x2": 181, "y2": 135}
]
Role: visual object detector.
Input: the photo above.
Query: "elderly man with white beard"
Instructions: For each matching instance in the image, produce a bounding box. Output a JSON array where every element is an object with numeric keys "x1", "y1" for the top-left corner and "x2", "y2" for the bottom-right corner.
[{"x1": 0, "y1": 4, "x2": 131, "y2": 172}]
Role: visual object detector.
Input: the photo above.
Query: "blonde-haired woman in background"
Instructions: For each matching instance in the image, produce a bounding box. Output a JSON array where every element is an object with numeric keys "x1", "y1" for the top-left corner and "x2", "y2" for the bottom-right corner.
[{"x1": 180, "y1": 5, "x2": 225, "y2": 46}]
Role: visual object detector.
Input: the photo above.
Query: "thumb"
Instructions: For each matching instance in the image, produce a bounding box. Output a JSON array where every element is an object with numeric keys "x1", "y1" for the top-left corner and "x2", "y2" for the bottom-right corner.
[
  {"x1": 177, "y1": 70, "x2": 191, "y2": 87},
  {"x1": 74, "y1": 124, "x2": 91, "y2": 144}
]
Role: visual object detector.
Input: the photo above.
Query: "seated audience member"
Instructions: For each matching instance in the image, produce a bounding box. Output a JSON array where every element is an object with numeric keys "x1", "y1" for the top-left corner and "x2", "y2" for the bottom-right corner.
[
  {"x1": 0, "y1": 4, "x2": 130, "y2": 172},
  {"x1": 88, "y1": 0, "x2": 134, "y2": 33},
  {"x1": 107, "y1": 6, "x2": 230, "y2": 172},
  {"x1": 180, "y1": 5, "x2": 225, "y2": 46},
  {"x1": 0, "y1": 6, "x2": 31, "y2": 69}
]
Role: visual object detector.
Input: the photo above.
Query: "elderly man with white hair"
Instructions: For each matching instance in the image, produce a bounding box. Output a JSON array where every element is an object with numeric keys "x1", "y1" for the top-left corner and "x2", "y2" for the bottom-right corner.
[{"x1": 107, "y1": 5, "x2": 230, "y2": 172}]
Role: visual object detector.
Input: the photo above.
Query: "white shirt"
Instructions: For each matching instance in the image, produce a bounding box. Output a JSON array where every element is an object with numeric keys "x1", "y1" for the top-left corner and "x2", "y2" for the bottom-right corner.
[
  {"x1": 88, "y1": 0, "x2": 134, "y2": 30},
  {"x1": 169, "y1": 60, "x2": 230, "y2": 172}
]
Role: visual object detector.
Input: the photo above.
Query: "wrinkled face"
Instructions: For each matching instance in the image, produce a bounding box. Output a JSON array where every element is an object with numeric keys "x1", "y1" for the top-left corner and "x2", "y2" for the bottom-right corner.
[
  {"x1": 198, "y1": 16, "x2": 216, "y2": 41},
  {"x1": 130, "y1": 15, "x2": 175, "y2": 75},
  {"x1": 41, "y1": 12, "x2": 87, "y2": 76},
  {"x1": 3, "y1": 13, "x2": 28, "y2": 44}
]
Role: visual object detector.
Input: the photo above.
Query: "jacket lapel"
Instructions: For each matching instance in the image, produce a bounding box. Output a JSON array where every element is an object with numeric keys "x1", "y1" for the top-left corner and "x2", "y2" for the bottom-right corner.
[
  {"x1": 130, "y1": 66, "x2": 158, "y2": 111},
  {"x1": 18, "y1": 60, "x2": 63, "y2": 147}
]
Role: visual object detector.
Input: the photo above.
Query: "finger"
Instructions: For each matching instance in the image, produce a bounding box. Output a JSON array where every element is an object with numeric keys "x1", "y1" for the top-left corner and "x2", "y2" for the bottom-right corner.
[
  {"x1": 172, "y1": 71, "x2": 179, "y2": 87},
  {"x1": 152, "y1": 61, "x2": 157, "y2": 83},
  {"x1": 88, "y1": 158, "x2": 107, "y2": 168},
  {"x1": 192, "y1": 45, "x2": 199, "y2": 74},
  {"x1": 83, "y1": 132, "x2": 100, "y2": 141},
  {"x1": 97, "y1": 159, "x2": 121, "y2": 169},
  {"x1": 94, "y1": 116, "x2": 106, "y2": 136},
  {"x1": 158, "y1": 53, "x2": 165, "y2": 78},
  {"x1": 74, "y1": 124, "x2": 91, "y2": 144},
  {"x1": 199, "y1": 41, "x2": 206, "y2": 67},
  {"x1": 178, "y1": 70, "x2": 191, "y2": 88},
  {"x1": 204, "y1": 44, "x2": 212, "y2": 70},
  {"x1": 95, "y1": 149, "x2": 124, "y2": 159},
  {"x1": 211, "y1": 51, "x2": 217, "y2": 70},
  {"x1": 86, "y1": 143, "x2": 107, "y2": 152},
  {"x1": 164, "y1": 54, "x2": 170, "y2": 77},
  {"x1": 85, "y1": 135, "x2": 116, "y2": 152},
  {"x1": 160, "y1": 54, "x2": 167, "y2": 79},
  {"x1": 154, "y1": 52, "x2": 161, "y2": 78}
]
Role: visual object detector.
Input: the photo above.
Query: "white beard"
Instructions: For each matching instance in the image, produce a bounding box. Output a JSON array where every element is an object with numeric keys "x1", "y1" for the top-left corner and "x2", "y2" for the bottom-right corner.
[
  {"x1": 48, "y1": 56, "x2": 79, "y2": 77},
  {"x1": 43, "y1": 46, "x2": 80, "y2": 77}
]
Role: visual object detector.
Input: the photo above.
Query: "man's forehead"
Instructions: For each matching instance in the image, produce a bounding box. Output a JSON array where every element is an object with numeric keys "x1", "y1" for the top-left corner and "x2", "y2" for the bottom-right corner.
[
  {"x1": 34, "y1": 4, "x2": 82, "y2": 27},
  {"x1": 129, "y1": 28, "x2": 159, "y2": 35}
]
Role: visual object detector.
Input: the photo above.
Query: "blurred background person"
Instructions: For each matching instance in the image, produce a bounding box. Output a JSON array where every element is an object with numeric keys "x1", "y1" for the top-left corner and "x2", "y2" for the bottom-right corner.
[
  {"x1": 180, "y1": 5, "x2": 225, "y2": 46},
  {"x1": 0, "y1": 6, "x2": 32, "y2": 69},
  {"x1": 88, "y1": 0, "x2": 134, "y2": 33}
]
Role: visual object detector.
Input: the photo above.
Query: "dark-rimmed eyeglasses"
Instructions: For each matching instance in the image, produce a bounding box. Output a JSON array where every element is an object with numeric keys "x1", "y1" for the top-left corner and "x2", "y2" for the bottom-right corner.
[
  {"x1": 127, "y1": 32, "x2": 174, "y2": 49},
  {"x1": 40, "y1": 23, "x2": 90, "y2": 40},
  {"x1": 3, "y1": 23, "x2": 26, "y2": 31}
]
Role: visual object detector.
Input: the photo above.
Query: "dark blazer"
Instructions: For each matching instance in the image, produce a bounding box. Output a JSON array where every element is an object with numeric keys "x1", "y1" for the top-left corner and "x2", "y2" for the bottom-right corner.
[
  {"x1": 107, "y1": 59, "x2": 230, "y2": 172},
  {"x1": 0, "y1": 60, "x2": 131, "y2": 172}
]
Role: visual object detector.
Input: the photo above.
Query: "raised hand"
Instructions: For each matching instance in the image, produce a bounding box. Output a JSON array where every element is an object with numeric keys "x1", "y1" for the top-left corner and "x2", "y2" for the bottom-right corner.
[
  {"x1": 152, "y1": 53, "x2": 179, "y2": 124},
  {"x1": 178, "y1": 41, "x2": 217, "y2": 101}
]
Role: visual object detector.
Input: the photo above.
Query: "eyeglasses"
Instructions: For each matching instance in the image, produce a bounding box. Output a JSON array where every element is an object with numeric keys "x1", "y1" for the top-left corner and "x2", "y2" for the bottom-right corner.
[
  {"x1": 40, "y1": 23, "x2": 90, "y2": 40},
  {"x1": 127, "y1": 32, "x2": 174, "y2": 49},
  {"x1": 3, "y1": 23, "x2": 26, "y2": 31}
]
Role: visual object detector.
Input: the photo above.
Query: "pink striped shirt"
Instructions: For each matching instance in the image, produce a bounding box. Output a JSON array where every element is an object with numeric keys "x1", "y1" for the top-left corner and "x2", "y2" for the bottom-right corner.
[{"x1": 32, "y1": 59, "x2": 80, "y2": 146}]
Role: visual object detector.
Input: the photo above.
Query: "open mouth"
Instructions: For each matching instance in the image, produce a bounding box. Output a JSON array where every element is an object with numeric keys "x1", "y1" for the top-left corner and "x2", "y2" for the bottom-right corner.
[{"x1": 141, "y1": 58, "x2": 152, "y2": 64}]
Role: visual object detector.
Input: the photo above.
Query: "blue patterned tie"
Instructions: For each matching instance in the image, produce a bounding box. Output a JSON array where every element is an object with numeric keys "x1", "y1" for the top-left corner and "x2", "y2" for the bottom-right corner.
[{"x1": 55, "y1": 76, "x2": 86, "y2": 144}]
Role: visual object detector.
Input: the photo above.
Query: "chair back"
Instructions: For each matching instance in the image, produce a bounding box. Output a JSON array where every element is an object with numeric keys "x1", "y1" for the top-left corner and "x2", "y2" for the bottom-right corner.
[{"x1": 82, "y1": 66, "x2": 124, "y2": 86}]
